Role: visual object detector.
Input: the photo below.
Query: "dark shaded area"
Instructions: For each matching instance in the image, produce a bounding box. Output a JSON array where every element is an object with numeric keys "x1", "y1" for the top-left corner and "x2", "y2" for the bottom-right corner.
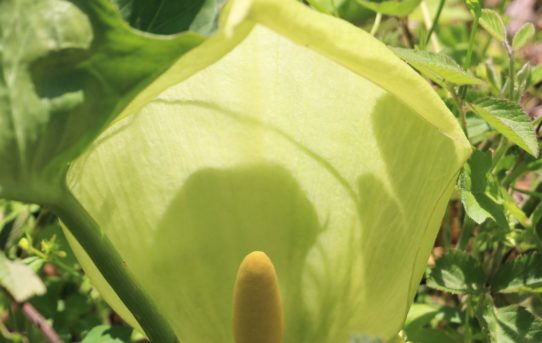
[{"x1": 111, "y1": 0, "x2": 207, "y2": 34}]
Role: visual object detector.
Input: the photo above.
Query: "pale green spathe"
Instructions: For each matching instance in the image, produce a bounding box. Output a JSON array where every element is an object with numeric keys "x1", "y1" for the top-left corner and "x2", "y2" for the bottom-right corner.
[{"x1": 65, "y1": 0, "x2": 471, "y2": 341}]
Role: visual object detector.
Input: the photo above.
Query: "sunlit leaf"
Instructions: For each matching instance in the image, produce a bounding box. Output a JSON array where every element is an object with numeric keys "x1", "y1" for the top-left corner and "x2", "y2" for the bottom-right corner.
[
  {"x1": 470, "y1": 98, "x2": 539, "y2": 157},
  {"x1": 479, "y1": 9, "x2": 506, "y2": 42},
  {"x1": 512, "y1": 23, "x2": 535, "y2": 51},
  {"x1": 392, "y1": 47, "x2": 481, "y2": 85}
]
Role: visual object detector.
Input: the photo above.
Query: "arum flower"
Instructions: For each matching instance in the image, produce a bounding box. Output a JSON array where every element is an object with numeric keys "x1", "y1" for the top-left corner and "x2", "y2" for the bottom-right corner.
[{"x1": 0, "y1": 0, "x2": 470, "y2": 341}]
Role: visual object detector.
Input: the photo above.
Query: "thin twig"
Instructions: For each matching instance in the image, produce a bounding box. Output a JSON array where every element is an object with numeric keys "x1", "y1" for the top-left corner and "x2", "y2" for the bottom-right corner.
[{"x1": 21, "y1": 303, "x2": 63, "y2": 343}]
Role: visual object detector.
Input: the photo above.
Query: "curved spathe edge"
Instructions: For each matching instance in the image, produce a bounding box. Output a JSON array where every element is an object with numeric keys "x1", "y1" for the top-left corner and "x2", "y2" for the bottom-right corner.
[{"x1": 119, "y1": 0, "x2": 471, "y2": 165}]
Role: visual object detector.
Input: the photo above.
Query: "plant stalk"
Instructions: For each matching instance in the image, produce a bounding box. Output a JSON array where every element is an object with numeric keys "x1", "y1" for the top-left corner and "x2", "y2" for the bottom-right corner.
[
  {"x1": 459, "y1": 15, "x2": 479, "y2": 100},
  {"x1": 370, "y1": 13, "x2": 382, "y2": 36},
  {"x1": 425, "y1": 0, "x2": 445, "y2": 46},
  {"x1": 51, "y1": 190, "x2": 178, "y2": 343}
]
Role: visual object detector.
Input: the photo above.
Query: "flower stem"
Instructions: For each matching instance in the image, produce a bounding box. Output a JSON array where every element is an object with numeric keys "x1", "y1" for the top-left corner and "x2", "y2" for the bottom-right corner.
[{"x1": 52, "y1": 190, "x2": 178, "y2": 343}]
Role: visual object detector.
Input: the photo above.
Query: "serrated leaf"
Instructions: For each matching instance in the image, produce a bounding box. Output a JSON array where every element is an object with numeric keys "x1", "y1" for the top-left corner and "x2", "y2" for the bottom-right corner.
[
  {"x1": 480, "y1": 9, "x2": 506, "y2": 42},
  {"x1": 493, "y1": 253, "x2": 542, "y2": 293},
  {"x1": 356, "y1": 0, "x2": 422, "y2": 16},
  {"x1": 391, "y1": 47, "x2": 481, "y2": 85},
  {"x1": 512, "y1": 23, "x2": 535, "y2": 50},
  {"x1": 470, "y1": 98, "x2": 539, "y2": 157},
  {"x1": 426, "y1": 251, "x2": 486, "y2": 294},
  {"x1": 0, "y1": 253, "x2": 45, "y2": 302},
  {"x1": 459, "y1": 150, "x2": 509, "y2": 228},
  {"x1": 481, "y1": 298, "x2": 542, "y2": 343}
]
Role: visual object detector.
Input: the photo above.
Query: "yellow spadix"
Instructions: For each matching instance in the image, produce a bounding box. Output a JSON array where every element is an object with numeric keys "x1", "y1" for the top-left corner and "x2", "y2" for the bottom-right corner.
[{"x1": 233, "y1": 251, "x2": 283, "y2": 343}]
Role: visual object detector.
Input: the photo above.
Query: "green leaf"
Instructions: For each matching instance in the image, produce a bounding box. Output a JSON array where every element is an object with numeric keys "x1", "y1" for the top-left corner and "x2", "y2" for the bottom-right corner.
[
  {"x1": 355, "y1": 0, "x2": 422, "y2": 16},
  {"x1": 0, "y1": 0, "x2": 203, "y2": 202},
  {"x1": 459, "y1": 150, "x2": 509, "y2": 228},
  {"x1": 481, "y1": 298, "x2": 542, "y2": 343},
  {"x1": 470, "y1": 98, "x2": 539, "y2": 157},
  {"x1": 110, "y1": 0, "x2": 207, "y2": 34},
  {"x1": 62, "y1": 0, "x2": 472, "y2": 340},
  {"x1": 404, "y1": 304, "x2": 461, "y2": 343},
  {"x1": 81, "y1": 325, "x2": 132, "y2": 343},
  {"x1": 493, "y1": 253, "x2": 542, "y2": 293},
  {"x1": 0, "y1": 252, "x2": 45, "y2": 302},
  {"x1": 512, "y1": 23, "x2": 535, "y2": 50},
  {"x1": 426, "y1": 251, "x2": 486, "y2": 294},
  {"x1": 391, "y1": 47, "x2": 482, "y2": 85},
  {"x1": 479, "y1": 9, "x2": 506, "y2": 42},
  {"x1": 532, "y1": 64, "x2": 542, "y2": 84}
]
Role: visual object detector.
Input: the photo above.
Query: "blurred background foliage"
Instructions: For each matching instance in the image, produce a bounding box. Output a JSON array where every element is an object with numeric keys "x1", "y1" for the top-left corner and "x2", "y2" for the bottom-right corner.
[{"x1": 2, "y1": 0, "x2": 541, "y2": 341}]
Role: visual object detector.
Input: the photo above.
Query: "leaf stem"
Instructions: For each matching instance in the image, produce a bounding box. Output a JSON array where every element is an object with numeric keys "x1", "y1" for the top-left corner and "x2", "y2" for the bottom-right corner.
[
  {"x1": 425, "y1": 0, "x2": 445, "y2": 46},
  {"x1": 370, "y1": 13, "x2": 382, "y2": 36},
  {"x1": 51, "y1": 189, "x2": 178, "y2": 343}
]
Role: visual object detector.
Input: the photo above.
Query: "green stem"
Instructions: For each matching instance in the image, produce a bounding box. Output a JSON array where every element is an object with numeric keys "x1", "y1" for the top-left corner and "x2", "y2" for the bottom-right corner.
[
  {"x1": 51, "y1": 190, "x2": 178, "y2": 343},
  {"x1": 425, "y1": 0, "x2": 445, "y2": 46},
  {"x1": 463, "y1": 16, "x2": 479, "y2": 70},
  {"x1": 459, "y1": 15, "x2": 479, "y2": 99},
  {"x1": 370, "y1": 13, "x2": 382, "y2": 36}
]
